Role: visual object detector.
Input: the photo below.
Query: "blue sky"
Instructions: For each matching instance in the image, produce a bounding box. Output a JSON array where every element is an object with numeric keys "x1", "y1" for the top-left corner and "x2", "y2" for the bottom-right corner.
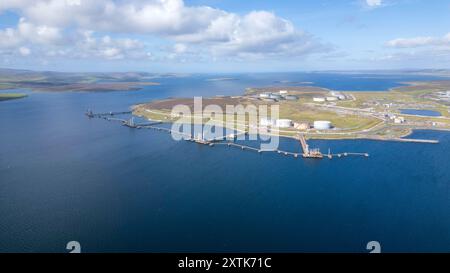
[{"x1": 0, "y1": 0, "x2": 449, "y2": 72}]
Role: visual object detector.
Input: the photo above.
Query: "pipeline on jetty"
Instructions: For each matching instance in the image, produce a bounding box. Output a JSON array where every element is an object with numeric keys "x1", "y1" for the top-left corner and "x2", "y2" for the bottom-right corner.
[
  {"x1": 85, "y1": 109, "x2": 132, "y2": 118},
  {"x1": 86, "y1": 109, "x2": 370, "y2": 160}
]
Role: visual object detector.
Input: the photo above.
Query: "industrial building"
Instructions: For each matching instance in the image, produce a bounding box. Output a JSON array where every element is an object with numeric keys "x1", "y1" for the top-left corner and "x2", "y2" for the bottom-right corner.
[
  {"x1": 394, "y1": 117, "x2": 405, "y2": 124},
  {"x1": 293, "y1": 122, "x2": 310, "y2": 130}
]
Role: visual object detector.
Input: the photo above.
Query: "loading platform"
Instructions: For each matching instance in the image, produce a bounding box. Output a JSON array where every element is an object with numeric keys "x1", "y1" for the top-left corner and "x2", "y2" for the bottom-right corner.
[{"x1": 298, "y1": 134, "x2": 324, "y2": 159}]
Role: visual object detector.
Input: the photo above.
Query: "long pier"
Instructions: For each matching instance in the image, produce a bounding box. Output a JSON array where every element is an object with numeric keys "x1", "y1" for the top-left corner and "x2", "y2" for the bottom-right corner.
[
  {"x1": 85, "y1": 110, "x2": 132, "y2": 118},
  {"x1": 387, "y1": 138, "x2": 439, "y2": 144},
  {"x1": 214, "y1": 142, "x2": 368, "y2": 159}
]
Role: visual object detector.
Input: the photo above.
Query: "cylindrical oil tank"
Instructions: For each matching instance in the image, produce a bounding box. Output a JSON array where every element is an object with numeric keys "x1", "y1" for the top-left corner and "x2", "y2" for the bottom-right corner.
[
  {"x1": 276, "y1": 119, "x2": 293, "y2": 128},
  {"x1": 326, "y1": 96, "x2": 338, "y2": 101},
  {"x1": 269, "y1": 93, "x2": 282, "y2": 100},
  {"x1": 313, "y1": 97, "x2": 326, "y2": 102},
  {"x1": 314, "y1": 120, "x2": 332, "y2": 130},
  {"x1": 260, "y1": 118, "x2": 275, "y2": 127},
  {"x1": 284, "y1": 95, "x2": 298, "y2": 101}
]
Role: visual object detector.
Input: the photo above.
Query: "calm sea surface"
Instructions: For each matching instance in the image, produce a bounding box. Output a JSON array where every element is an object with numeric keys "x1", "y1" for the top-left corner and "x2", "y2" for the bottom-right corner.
[{"x1": 0, "y1": 73, "x2": 449, "y2": 252}]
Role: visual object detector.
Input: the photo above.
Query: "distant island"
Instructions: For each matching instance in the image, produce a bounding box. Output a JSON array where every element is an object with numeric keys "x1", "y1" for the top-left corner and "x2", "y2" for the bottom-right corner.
[
  {"x1": 0, "y1": 68, "x2": 160, "y2": 92},
  {"x1": 205, "y1": 77, "x2": 238, "y2": 82},
  {"x1": 0, "y1": 93, "x2": 27, "y2": 101}
]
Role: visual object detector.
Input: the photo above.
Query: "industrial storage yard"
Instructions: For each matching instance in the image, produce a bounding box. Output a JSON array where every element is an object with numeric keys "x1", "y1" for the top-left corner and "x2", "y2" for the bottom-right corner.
[{"x1": 132, "y1": 81, "x2": 450, "y2": 144}]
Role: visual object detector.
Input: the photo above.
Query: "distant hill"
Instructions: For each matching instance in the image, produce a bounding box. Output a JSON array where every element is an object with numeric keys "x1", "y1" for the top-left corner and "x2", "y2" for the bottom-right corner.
[
  {"x1": 0, "y1": 68, "x2": 166, "y2": 92},
  {"x1": 311, "y1": 69, "x2": 450, "y2": 77}
]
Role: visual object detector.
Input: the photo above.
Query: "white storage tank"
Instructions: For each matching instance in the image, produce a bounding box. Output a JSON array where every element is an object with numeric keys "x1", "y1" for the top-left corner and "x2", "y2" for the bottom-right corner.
[
  {"x1": 260, "y1": 118, "x2": 275, "y2": 127},
  {"x1": 275, "y1": 119, "x2": 293, "y2": 128},
  {"x1": 313, "y1": 97, "x2": 326, "y2": 102},
  {"x1": 314, "y1": 120, "x2": 332, "y2": 130},
  {"x1": 326, "y1": 96, "x2": 338, "y2": 101},
  {"x1": 284, "y1": 95, "x2": 298, "y2": 101},
  {"x1": 269, "y1": 93, "x2": 282, "y2": 100}
]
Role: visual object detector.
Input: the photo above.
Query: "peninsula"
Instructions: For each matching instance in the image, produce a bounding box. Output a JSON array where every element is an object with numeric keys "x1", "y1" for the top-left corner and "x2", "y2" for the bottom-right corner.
[
  {"x1": 0, "y1": 93, "x2": 27, "y2": 101},
  {"x1": 133, "y1": 81, "x2": 450, "y2": 142}
]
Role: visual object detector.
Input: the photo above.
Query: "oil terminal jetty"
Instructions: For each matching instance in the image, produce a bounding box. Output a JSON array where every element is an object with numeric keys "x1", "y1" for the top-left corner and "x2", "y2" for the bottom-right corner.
[{"x1": 86, "y1": 110, "x2": 372, "y2": 160}]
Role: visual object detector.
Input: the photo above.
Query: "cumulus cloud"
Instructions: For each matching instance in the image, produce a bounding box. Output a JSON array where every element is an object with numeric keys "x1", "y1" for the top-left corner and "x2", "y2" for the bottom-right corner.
[
  {"x1": 0, "y1": 0, "x2": 329, "y2": 62},
  {"x1": 227, "y1": 11, "x2": 327, "y2": 58},
  {"x1": 382, "y1": 33, "x2": 450, "y2": 65},
  {"x1": 386, "y1": 33, "x2": 450, "y2": 48},
  {"x1": 0, "y1": 18, "x2": 63, "y2": 48},
  {"x1": 67, "y1": 31, "x2": 152, "y2": 60}
]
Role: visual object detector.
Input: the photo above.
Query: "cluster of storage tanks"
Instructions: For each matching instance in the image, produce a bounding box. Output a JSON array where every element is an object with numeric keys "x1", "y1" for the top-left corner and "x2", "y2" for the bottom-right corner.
[
  {"x1": 260, "y1": 118, "x2": 332, "y2": 130},
  {"x1": 313, "y1": 92, "x2": 346, "y2": 102},
  {"x1": 259, "y1": 91, "x2": 299, "y2": 102},
  {"x1": 260, "y1": 118, "x2": 293, "y2": 128}
]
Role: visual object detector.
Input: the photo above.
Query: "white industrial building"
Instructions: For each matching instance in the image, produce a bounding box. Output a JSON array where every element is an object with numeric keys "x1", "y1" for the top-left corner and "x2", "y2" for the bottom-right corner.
[{"x1": 394, "y1": 117, "x2": 405, "y2": 124}]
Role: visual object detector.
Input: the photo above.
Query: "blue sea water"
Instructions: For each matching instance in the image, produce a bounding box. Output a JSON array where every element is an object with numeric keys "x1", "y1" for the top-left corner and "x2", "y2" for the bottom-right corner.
[{"x1": 0, "y1": 73, "x2": 449, "y2": 253}]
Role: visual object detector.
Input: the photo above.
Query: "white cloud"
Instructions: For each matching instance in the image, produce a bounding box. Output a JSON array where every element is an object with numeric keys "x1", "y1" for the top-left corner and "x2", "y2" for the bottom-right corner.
[
  {"x1": 174, "y1": 11, "x2": 330, "y2": 59},
  {"x1": 0, "y1": 28, "x2": 22, "y2": 48},
  {"x1": 19, "y1": 46, "x2": 31, "y2": 56},
  {"x1": 381, "y1": 33, "x2": 450, "y2": 65},
  {"x1": 386, "y1": 33, "x2": 450, "y2": 48},
  {"x1": 17, "y1": 18, "x2": 64, "y2": 45},
  {"x1": 73, "y1": 31, "x2": 151, "y2": 60},
  {"x1": 0, "y1": 18, "x2": 63, "y2": 49},
  {"x1": 173, "y1": 43, "x2": 187, "y2": 54},
  {"x1": 366, "y1": 0, "x2": 382, "y2": 7},
  {"x1": 0, "y1": 0, "x2": 330, "y2": 62}
]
